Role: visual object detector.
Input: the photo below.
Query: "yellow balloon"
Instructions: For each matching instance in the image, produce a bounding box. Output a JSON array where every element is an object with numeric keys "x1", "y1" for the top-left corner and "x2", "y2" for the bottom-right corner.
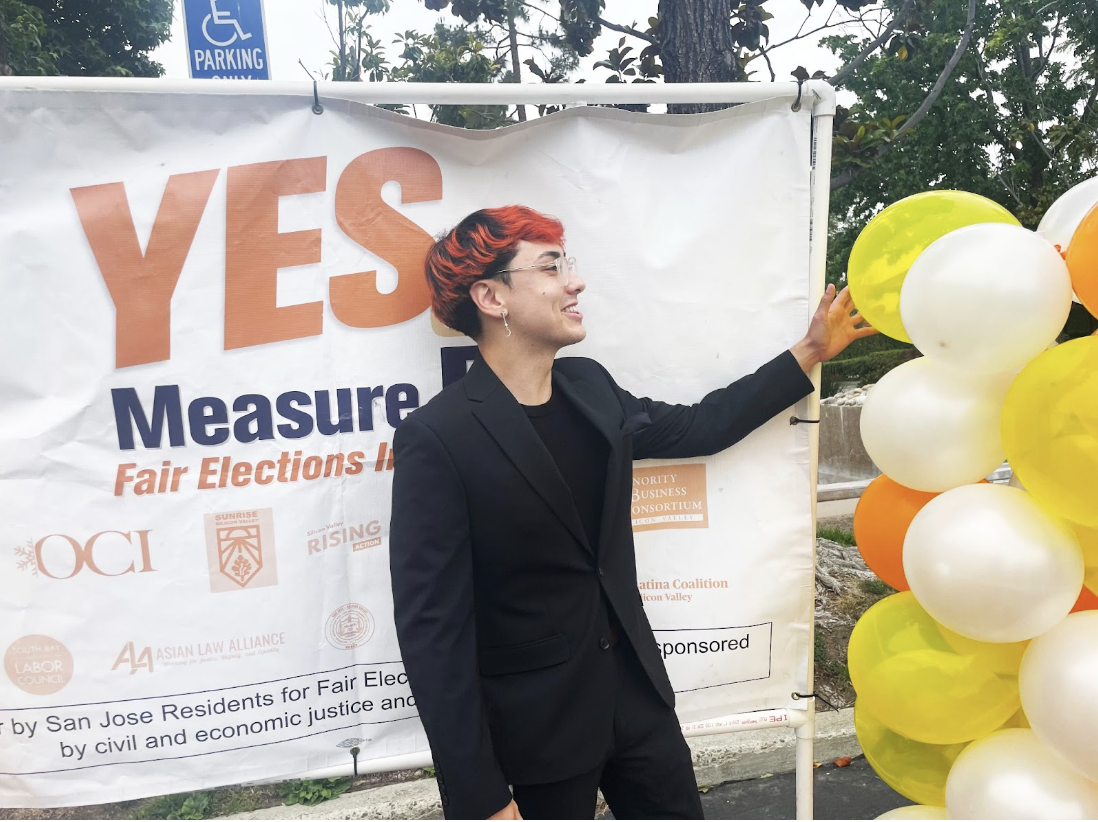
[
  {"x1": 847, "y1": 192, "x2": 1020, "y2": 343},
  {"x1": 856, "y1": 705, "x2": 967, "y2": 807},
  {"x1": 1001, "y1": 706, "x2": 1031, "y2": 729},
  {"x1": 936, "y1": 623, "x2": 1029, "y2": 676},
  {"x1": 1074, "y1": 524, "x2": 1098, "y2": 595},
  {"x1": 1002, "y1": 337, "x2": 1098, "y2": 527},
  {"x1": 848, "y1": 592, "x2": 1020, "y2": 744}
]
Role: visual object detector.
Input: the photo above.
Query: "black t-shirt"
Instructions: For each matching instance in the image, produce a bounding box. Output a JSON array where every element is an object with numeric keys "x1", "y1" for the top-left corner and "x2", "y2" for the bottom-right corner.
[{"x1": 522, "y1": 390, "x2": 609, "y2": 548}]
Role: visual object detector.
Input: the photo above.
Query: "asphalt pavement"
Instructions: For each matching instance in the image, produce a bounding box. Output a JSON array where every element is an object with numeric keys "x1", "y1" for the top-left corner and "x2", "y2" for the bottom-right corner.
[{"x1": 699, "y1": 756, "x2": 910, "y2": 820}]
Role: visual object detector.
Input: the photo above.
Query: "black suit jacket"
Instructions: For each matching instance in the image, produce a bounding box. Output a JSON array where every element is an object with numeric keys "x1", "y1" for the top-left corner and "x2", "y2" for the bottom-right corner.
[{"x1": 389, "y1": 351, "x2": 814, "y2": 818}]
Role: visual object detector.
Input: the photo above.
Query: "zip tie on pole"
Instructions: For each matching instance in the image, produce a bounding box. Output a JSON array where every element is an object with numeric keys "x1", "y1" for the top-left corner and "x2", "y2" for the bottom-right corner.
[
  {"x1": 792, "y1": 691, "x2": 836, "y2": 710},
  {"x1": 790, "y1": 416, "x2": 820, "y2": 425},
  {"x1": 791, "y1": 77, "x2": 805, "y2": 112},
  {"x1": 312, "y1": 80, "x2": 324, "y2": 115}
]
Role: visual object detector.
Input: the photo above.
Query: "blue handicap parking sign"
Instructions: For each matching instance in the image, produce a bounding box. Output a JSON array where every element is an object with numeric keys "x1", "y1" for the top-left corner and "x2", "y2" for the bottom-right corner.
[{"x1": 183, "y1": 0, "x2": 271, "y2": 79}]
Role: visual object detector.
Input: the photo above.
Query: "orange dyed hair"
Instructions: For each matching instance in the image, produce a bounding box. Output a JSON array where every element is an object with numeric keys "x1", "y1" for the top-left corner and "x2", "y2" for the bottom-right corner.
[{"x1": 425, "y1": 205, "x2": 565, "y2": 338}]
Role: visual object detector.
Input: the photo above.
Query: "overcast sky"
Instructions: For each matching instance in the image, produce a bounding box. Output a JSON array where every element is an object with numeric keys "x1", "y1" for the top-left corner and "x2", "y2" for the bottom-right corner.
[{"x1": 153, "y1": 0, "x2": 874, "y2": 90}]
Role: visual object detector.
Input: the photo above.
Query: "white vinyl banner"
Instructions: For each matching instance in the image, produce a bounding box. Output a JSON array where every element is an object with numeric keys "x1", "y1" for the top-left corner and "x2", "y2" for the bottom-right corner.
[{"x1": 0, "y1": 87, "x2": 815, "y2": 807}]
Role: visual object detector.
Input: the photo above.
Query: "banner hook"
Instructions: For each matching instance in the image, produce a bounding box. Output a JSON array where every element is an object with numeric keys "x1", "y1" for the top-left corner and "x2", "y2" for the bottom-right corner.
[
  {"x1": 312, "y1": 80, "x2": 324, "y2": 115},
  {"x1": 791, "y1": 77, "x2": 805, "y2": 112},
  {"x1": 792, "y1": 691, "x2": 836, "y2": 710}
]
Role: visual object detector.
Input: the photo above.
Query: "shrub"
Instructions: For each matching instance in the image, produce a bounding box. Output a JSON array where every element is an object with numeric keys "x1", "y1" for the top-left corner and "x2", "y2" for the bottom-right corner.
[
  {"x1": 821, "y1": 349, "x2": 921, "y2": 396},
  {"x1": 130, "y1": 792, "x2": 211, "y2": 820},
  {"x1": 278, "y1": 777, "x2": 354, "y2": 806},
  {"x1": 817, "y1": 526, "x2": 857, "y2": 547}
]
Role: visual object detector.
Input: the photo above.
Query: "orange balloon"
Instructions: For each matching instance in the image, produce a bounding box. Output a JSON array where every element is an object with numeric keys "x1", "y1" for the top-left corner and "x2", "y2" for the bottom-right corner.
[
  {"x1": 1065, "y1": 202, "x2": 1098, "y2": 318},
  {"x1": 1070, "y1": 584, "x2": 1098, "y2": 614},
  {"x1": 854, "y1": 476, "x2": 939, "y2": 591}
]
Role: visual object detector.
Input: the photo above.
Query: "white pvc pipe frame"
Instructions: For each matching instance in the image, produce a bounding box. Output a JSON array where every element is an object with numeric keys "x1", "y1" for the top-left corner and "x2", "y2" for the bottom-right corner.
[{"x1": 0, "y1": 77, "x2": 834, "y2": 819}]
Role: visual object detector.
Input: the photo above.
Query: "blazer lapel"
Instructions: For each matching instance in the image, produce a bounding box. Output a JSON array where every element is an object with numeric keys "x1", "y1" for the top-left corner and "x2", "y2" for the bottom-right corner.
[
  {"x1": 552, "y1": 368, "x2": 626, "y2": 558},
  {"x1": 465, "y1": 356, "x2": 594, "y2": 555}
]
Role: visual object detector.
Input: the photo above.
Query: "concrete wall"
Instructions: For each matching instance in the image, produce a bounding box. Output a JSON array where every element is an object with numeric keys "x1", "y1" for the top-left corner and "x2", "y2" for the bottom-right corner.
[{"x1": 819, "y1": 405, "x2": 880, "y2": 484}]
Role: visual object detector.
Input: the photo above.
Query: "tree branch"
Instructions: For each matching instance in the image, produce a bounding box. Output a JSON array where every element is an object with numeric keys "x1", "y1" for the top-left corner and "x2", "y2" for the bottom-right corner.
[
  {"x1": 974, "y1": 45, "x2": 1021, "y2": 160},
  {"x1": 595, "y1": 15, "x2": 659, "y2": 46},
  {"x1": 319, "y1": 0, "x2": 339, "y2": 47},
  {"x1": 768, "y1": 17, "x2": 856, "y2": 52},
  {"x1": 517, "y1": 1, "x2": 557, "y2": 23},
  {"x1": 1084, "y1": 55, "x2": 1098, "y2": 125},
  {"x1": 507, "y1": 8, "x2": 527, "y2": 122},
  {"x1": 995, "y1": 171, "x2": 1025, "y2": 207},
  {"x1": 793, "y1": 8, "x2": 814, "y2": 41},
  {"x1": 829, "y1": 0, "x2": 914, "y2": 89},
  {"x1": 759, "y1": 47, "x2": 777, "y2": 83},
  {"x1": 829, "y1": 165, "x2": 861, "y2": 192},
  {"x1": 782, "y1": 3, "x2": 840, "y2": 45},
  {"x1": 1031, "y1": 12, "x2": 1061, "y2": 79},
  {"x1": 831, "y1": 0, "x2": 978, "y2": 191},
  {"x1": 892, "y1": 0, "x2": 978, "y2": 141}
]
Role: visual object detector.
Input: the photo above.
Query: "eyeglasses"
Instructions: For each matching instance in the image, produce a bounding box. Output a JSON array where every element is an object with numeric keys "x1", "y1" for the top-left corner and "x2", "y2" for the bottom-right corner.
[{"x1": 495, "y1": 256, "x2": 578, "y2": 285}]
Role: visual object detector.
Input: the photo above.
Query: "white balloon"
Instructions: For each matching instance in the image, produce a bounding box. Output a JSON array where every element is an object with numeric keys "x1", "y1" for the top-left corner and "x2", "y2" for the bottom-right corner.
[
  {"x1": 1020, "y1": 612, "x2": 1098, "y2": 783},
  {"x1": 946, "y1": 729, "x2": 1098, "y2": 819},
  {"x1": 1038, "y1": 175, "x2": 1098, "y2": 251},
  {"x1": 900, "y1": 224, "x2": 1073, "y2": 374},
  {"x1": 876, "y1": 806, "x2": 949, "y2": 820},
  {"x1": 904, "y1": 484, "x2": 1083, "y2": 642},
  {"x1": 860, "y1": 357, "x2": 1013, "y2": 493}
]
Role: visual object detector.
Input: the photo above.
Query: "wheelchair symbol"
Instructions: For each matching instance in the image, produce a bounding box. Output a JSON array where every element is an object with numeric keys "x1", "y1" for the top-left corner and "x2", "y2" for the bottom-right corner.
[{"x1": 201, "y1": 0, "x2": 253, "y2": 47}]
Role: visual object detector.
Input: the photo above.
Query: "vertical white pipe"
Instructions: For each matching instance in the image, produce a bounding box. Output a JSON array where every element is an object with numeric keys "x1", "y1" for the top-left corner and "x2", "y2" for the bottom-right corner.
[
  {"x1": 795, "y1": 713, "x2": 817, "y2": 820},
  {"x1": 797, "y1": 83, "x2": 836, "y2": 820}
]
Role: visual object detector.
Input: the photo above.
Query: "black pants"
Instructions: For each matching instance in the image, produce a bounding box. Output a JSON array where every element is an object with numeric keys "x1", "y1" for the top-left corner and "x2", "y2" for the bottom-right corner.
[{"x1": 512, "y1": 639, "x2": 704, "y2": 820}]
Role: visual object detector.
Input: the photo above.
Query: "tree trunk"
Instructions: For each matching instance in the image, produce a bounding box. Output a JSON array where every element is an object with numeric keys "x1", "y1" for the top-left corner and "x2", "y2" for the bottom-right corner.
[
  {"x1": 508, "y1": 11, "x2": 526, "y2": 122},
  {"x1": 658, "y1": 0, "x2": 738, "y2": 113},
  {"x1": 337, "y1": 0, "x2": 348, "y2": 81}
]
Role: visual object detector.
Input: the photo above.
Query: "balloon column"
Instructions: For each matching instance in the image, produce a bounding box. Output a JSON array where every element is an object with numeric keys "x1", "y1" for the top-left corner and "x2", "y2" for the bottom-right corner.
[{"x1": 844, "y1": 187, "x2": 1098, "y2": 820}]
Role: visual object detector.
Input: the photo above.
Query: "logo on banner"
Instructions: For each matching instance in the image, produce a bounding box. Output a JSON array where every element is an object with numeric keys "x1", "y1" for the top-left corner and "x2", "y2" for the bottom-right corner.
[
  {"x1": 638, "y1": 576, "x2": 730, "y2": 604},
  {"x1": 325, "y1": 604, "x2": 375, "y2": 650},
  {"x1": 203, "y1": 509, "x2": 278, "y2": 592},
  {"x1": 631, "y1": 464, "x2": 709, "y2": 532},
  {"x1": 112, "y1": 642, "x2": 155, "y2": 675},
  {"x1": 13, "y1": 540, "x2": 37, "y2": 576},
  {"x1": 24, "y1": 530, "x2": 156, "y2": 579},
  {"x1": 110, "y1": 632, "x2": 288, "y2": 672},
  {"x1": 307, "y1": 520, "x2": 383, "y2": 556},
  {"x1": 5, "y1": 635, "x2": 73, "y2": 695},
  {"x1": 182, "y1": 0, "x2": 270, "y2": 79}
]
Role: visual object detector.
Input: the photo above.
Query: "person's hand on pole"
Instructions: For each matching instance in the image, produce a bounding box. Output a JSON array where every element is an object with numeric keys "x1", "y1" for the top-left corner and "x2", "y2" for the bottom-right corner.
[{"x1": 790, "y1": 283, "x2": 878, "y2": 373}]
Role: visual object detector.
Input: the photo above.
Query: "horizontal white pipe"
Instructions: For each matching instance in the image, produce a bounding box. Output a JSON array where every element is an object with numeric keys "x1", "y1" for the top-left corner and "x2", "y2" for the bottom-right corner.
[
  {"x1": 243, "y1": 749, "x2": 435, "y2": 785},
  {"x1": 245, "y1": 707, "x2": 809, "y2": 784},
  {"x1": 0, "y1": 78, "x2": 836, "y2": 114},
  {"x1": 680, "y1": 707, "x2": 808, "y2": 738},
  {"x1": 817, "y1": 463, "x2": 1015, "y2": 501}
]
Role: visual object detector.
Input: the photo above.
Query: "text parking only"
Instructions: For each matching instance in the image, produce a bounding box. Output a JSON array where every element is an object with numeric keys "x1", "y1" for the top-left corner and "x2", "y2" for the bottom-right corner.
[{"x1": 183, "y1": 0, "x2": 270, "y2": 79}]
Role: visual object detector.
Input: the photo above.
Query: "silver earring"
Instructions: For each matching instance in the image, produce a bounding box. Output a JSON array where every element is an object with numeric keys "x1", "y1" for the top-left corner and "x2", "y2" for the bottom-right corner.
[{"x1": 501, "y1": 310, "x2": 511, "y2": 337}]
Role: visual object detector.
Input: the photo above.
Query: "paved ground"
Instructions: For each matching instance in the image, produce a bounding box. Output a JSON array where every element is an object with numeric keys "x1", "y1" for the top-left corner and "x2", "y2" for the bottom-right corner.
[{"x1": 699, "y1": 756, "x2": 909, "y2": 820}]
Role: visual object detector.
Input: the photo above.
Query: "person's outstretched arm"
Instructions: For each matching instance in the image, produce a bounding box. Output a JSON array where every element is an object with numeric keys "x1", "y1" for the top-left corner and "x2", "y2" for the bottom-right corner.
[{"x1": 616, "y1": 284, "x2": 876, "y2": 459}]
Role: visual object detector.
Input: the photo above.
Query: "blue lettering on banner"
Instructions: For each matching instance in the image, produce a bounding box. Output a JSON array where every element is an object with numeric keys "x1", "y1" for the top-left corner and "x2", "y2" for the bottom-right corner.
[
  {"x1": 440, "y1": 346, "x2": 478, "y2": 389},
  {"x1": 182, "y1": 0, "x2": 270, "y2": 80},
  {"x1": 111, "y1": 384, "x2": 420, "y2": 450}
]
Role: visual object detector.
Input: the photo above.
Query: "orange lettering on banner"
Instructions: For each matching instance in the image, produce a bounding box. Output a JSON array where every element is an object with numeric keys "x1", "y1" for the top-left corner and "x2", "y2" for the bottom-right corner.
[
  {"x1": 224, "y1": 157, "x2": 326, "y2": 350},
  {"x1": 331, "y1": 148, "x2": 441, "y2": 327},
  {"x1": 71, "y1": 170, "x2": 220, "y2": 368}
]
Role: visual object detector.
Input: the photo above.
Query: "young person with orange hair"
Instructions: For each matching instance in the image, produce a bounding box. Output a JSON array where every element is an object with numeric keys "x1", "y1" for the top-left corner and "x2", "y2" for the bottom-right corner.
[{"x1": 390, "y1": 206, "x2": 874, "y2": 820}]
